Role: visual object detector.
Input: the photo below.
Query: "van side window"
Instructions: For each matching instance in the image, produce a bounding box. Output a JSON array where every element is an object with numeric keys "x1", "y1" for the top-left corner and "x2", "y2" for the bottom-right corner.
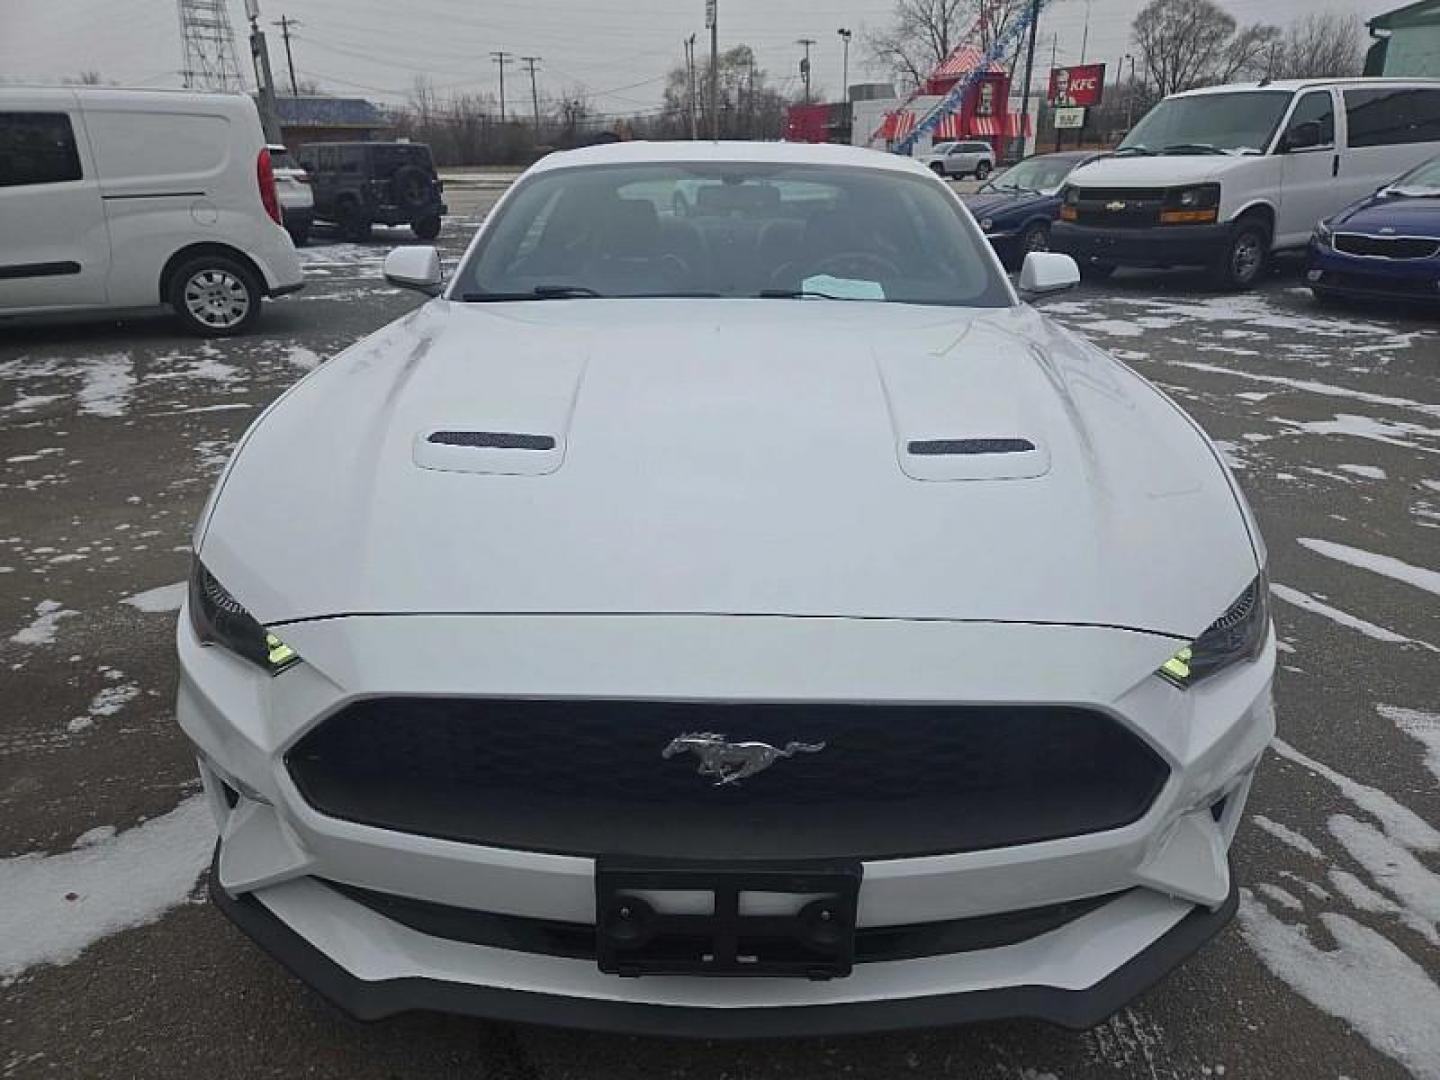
[
  {"x1": 1344, "y1": 87, "x2": 1440, "y2": 148},
  {"x1": 1286, "y1": 92, "x2": 1334, "y2": 148},
  {"x1": 0, "y1": 112, "x2": 83, "y2": 187}
]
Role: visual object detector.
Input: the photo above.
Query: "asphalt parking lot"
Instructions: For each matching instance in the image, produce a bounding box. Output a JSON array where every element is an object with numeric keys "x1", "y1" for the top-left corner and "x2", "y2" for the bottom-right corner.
[{"x1": 3, "y1": 176, "x2": 1439, "y2": 1080}]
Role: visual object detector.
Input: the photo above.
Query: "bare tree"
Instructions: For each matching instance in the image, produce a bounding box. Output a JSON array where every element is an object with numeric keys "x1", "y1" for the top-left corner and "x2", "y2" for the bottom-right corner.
[
  {"x1": 1132, "y1": 0, "x2": 1277, "y2": 96},
  {"x1": 659, "y1": 44, "x2": 793, "y2": 140},
  {"x1": 1272, "y1": 12, "x2": 1364, "y2": 79},
  {"x1": 64, "y1": 70, "x2": 106, "y2": 85},
  {"x1": 866, "y1": 0, "x2": 968, "y2": 91}
]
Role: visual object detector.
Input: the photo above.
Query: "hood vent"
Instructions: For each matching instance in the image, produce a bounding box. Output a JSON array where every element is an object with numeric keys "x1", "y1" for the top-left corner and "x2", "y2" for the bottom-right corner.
[
  {"x1": 908, "y1": 438, "x2": 1036, "y2": 456},
  {"x1": 428, "y1": 430, "x2": 556, "y2": 451},
  {"x1": 415, "y1": 428, "x2": 564, "y2": 476}
]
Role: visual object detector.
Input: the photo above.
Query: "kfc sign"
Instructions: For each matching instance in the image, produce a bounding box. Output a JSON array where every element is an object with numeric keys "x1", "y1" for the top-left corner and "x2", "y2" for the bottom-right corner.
[{"x1": 1048, "y1": 64, "x2": 1105, "y2": 108}]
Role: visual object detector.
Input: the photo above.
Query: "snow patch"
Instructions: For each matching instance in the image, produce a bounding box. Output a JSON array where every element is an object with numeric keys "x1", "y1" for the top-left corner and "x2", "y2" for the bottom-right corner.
[
  {"x1": 121, "y1": 581, "x2": 186, "y2": 614},
  {"x1": 76, "y1": 354, "x2": 136, "y2": 418},
  {"x1": 1252, "y1": 814, "x2": 1322, "y2": 859},
  {"x1": 1298, "y1": 537, "x2": 1440, "y2": 598},
  {"x1": 0, "y1": 794, "x2": 214, "y2": 978},
  {"x1": 284, "y1": 344, "x2": 322, "y2": 371},
  {"x1": 9, "y1": 600, "x2": 78, "y2": 645},
  {"x1": 1337, "y1": 464, "x2": 1387, "y2": 481},
  {"x1": 67, "y1": 682, "x2": 140, "y2": 733},
  {"x1": 1379, "y1": 704, "x2": 1440, "y2": 786},
  {"x1": 1271, "y1": 583, "x2": 1435, "y2": 652}
]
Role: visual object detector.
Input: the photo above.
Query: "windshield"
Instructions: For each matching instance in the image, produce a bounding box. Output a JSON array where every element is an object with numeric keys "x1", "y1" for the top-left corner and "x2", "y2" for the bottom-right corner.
[
  {"x1": 982, "y1": 156, "x2": 1083, "y2": 194},
  {"x1": 372, "y1": 144, "x2": 433, "y2": 170},
  {"x1": 1118, "y1": 91, "x2": 1293, "y2": 155},
  {"x1": 930, "y1": 142, "x2": 957, "y2": 155},
  {"x1": 456, "y1": 162, "x2": 1010, "y2": 307},
  {"x1": 1387, "y1": 155, "x2": 1440, "y2": 196}
]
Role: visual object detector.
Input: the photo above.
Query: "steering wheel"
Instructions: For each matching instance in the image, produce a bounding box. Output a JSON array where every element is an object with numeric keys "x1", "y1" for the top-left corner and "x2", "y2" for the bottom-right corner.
[{"x1": 806, "y1": 251, "x2": 903, "y2": 281}]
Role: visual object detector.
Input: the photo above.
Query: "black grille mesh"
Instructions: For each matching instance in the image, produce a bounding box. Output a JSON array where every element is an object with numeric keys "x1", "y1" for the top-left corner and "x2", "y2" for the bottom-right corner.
[{"x1": 287, "y1": 699, "x2": 1169, "y2": 860}]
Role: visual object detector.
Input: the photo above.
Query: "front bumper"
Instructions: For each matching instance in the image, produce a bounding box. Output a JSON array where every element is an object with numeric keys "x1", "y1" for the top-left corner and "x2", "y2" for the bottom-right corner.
[
  {"x1": 1052, "y1": 221, "x2": 1231, "y2": 269},
  {"x1": 1307, "y1": 240, "x2": 1440, "y2": 302},
  {"x1": 212, "y1": 856, "x2": 1239, "y2": 1036},
  {"x1": 182, "y1": 610, "x2": 1273, "y2": 1035}
]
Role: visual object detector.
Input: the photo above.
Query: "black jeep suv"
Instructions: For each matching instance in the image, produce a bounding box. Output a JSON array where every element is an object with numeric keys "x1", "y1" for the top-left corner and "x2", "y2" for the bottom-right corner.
[{"x1": 295, "y1": 142, "x2": 447, "y2": 241}]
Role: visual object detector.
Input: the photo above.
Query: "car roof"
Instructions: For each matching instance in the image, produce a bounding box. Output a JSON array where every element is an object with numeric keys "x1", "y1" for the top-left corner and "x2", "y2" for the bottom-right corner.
[
  {"x1": 1170, "y1": 77, "x2": 1440, "y2": 98},
  {"x1": 530, "y1": 140, "x2": 934, "y2": 179}
]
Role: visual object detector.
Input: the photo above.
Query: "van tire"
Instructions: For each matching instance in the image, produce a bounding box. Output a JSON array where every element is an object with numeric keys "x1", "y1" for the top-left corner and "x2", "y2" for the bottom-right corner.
[
  {"x1": 975, "y1": 161, "x2": 992, "y2": 180},
  {"x1": 1211, "y1": 219, "x2": 1269, "y2": 291},
  {"x1": 412, "y1": 215, "x2": 442, "y2": 240},
  {"x1": 929, "y1": 162, "x2": 946, "y2": 177},
  {"x1": 168, "y1": 254, "x2": 262, "y2": 337}
]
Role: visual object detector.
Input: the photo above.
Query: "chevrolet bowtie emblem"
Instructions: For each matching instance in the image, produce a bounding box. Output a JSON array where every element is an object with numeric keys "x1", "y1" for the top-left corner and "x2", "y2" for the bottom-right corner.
[{"x1": 1106, "y1": 200, "x2": 1127, "y2": 211}]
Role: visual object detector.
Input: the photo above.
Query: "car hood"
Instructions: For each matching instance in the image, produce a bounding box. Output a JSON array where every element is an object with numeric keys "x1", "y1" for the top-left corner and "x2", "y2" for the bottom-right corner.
[
  {"x1": 1334, "y1": 192, "x2": 1440, "y2": 236},
  {"x1": 963, "y1": 190, "x2": 1054, "y2": 220},
  {"x1": 1065, "y1": 154, "x2": 1253, "y2": 189},
  {"x1": 200, "y1": 299, "x2": 1257, "y2": 636}
]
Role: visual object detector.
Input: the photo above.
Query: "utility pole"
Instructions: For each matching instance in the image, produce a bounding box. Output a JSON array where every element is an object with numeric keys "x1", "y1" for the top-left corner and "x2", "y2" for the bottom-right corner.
[
  {"x1": 1124, "y1": 53, "x2": 1136, "y2": 129},
  {"x1": 706, "y1": 0, "x2": 718, "y2": 140},
  {"x1": 272, "y1": 14, "x2": 300, "y2": 95},
  {"x1": 836, "y1": 28, "x2": 851, "y2": 105},
  {"x1": 685, "y1": 35, "x2": 698, "y2": 139},
  {"x1": 521, "y1": 56, "x2": 542, "y2": 130},
  {"x1": 1079, "y1": 0, "x2": 1092, "y2": 65},
  {"x1": 1050, "y1": 33, "x2": 1060, "y2": 152},
  {"x1": 797, "y1": 38, "x2": 815, "y2": 105},
  {"x1": 244, "y1": 0, "x2": 281, "y2": 142},
  {"x1": 1018, "y1": 0, "x2": 1040, "y2": 159},
  {"x1": 491, "y1": 50, "x2": 514, "y2": 122}
]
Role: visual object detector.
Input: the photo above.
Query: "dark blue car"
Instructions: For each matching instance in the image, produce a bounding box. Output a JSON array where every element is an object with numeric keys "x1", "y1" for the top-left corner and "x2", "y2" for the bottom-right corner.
[
  {"x1": 1308, "y1": 155, "x2": 1440, "y2": 306},
  {"x1": 962, "y1": 151, "x2": 1102, "y2": 269}
]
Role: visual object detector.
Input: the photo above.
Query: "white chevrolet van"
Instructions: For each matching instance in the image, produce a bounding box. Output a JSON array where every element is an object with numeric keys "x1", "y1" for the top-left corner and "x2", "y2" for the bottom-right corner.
[
  {"x1": 0, "y1": 87, "x2": 303, "y2": 334},
  {"x1": 1052, "y1": 79, "x2": 1440, "y2": 288}
]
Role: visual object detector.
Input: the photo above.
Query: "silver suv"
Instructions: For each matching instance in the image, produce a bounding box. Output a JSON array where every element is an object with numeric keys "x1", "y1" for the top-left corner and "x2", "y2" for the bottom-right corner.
[{"x1": 921, "y1": 140, "x2": 996, "y2": 180}]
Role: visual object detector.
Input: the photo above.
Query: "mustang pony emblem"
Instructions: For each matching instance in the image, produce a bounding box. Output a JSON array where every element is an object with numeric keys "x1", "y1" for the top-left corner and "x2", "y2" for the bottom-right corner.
[{"x1": 662, "y1": 732, "x2": 826, "y2": 786}]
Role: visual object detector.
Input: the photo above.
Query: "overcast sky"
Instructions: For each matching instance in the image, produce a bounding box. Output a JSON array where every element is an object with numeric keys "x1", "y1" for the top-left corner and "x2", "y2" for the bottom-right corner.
[{"x1": 0, "y1": 0, "x2": 1394, "y2": 116}]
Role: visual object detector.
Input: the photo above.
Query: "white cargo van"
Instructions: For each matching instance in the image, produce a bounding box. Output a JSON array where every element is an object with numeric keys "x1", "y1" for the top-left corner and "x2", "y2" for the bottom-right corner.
[
  {"x1": 0, "y1": 87, "x2": 304, "y2": 334},
  {"x1": 1051, "y1": 78, "x2": 1440, "y2": 288}
]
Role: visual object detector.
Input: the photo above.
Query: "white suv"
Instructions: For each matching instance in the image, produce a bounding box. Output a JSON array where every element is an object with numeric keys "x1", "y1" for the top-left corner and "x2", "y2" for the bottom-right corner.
[
  {"x1": 920, "y1": 140, "x2": 996, "y2": 180},
  {"x1": 0, "y1": 87, "x2": 304, "y2": 335}
]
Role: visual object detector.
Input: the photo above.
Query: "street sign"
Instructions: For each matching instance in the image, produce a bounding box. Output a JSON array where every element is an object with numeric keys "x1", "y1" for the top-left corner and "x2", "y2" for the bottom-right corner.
[
  {"x1": 1054, "y1": 106, "x2": 1086, "y2": 129},
  {"x1": 1048, "y1": 63, "x2": 1105, "y2": 107}
]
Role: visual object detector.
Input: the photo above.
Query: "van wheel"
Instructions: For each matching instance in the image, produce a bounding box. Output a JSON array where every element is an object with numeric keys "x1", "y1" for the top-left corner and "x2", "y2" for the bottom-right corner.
[
  {"x1": 975, "y1": 161, "x2": 992, "y2": 180},
  {"x1": 169, "y1": 255, "x2": 262, "y2": 337},
  {"x1": 929, "y1": 162, "x2": 946, "y2": 177},
  {"x1": 412, "y1": 215, "x2": 442, "y2": 240},
  {"x1": 1211, "y1": 220, "x2": 1269, "y2": 290}
]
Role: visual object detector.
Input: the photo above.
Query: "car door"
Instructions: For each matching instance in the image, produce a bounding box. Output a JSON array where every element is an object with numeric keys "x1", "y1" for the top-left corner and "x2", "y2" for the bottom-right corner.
[
  {"x1": 1275, "y1": 89, "x2": 1339, "y2": 246},
  {"x1": 950, "y1": 144, "x2": 977, "y2": 175},
  {"x1": 0, "y1": 97, "x2": 110, "y2": 311}
]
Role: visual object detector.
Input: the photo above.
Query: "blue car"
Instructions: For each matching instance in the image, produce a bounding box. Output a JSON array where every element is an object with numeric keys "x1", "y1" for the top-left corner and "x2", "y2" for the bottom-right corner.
[
  {"x1": 1309, "y1": 154, "x2": 1440, "y2": 306},
  {"x1": 962, "y1": 151, "x2": 1102, "y2": 269}
]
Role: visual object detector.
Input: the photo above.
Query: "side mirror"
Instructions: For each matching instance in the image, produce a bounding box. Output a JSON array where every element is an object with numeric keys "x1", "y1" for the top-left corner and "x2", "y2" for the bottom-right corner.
[
  {"x1": 1282, "y1": 120, "x2": 1322, "y2": 152},
  {"x1": 383, "y1": 246, "x2": 443, "y2": 296},
  {"x1": 1018, "y1": 251, "x2": 1080, "y2": 296}
]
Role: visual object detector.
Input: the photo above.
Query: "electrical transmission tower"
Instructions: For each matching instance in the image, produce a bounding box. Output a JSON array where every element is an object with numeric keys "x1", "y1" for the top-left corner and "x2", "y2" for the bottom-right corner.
[{"x1": 178, "y1": 0, "x2": 247, "y2": 92}]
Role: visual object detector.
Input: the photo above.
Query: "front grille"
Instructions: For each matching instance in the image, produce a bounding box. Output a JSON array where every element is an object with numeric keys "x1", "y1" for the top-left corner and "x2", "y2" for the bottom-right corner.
[
  {"x1": 1069, "y1": 187, "x2": 1167, "y2": 229},
  {"x1": 1318, "y1": 270, "x2": 1439, "y2": 296},
  {"x1": 1334, "y1": 233, "x2": 1440, "y2": 260},
  {"x1": 324, "y1": 878, "x2": 1124, "y2": 963},
  {"x1": 287, "y1": 700, "x2": 1169, "y2": 860}
]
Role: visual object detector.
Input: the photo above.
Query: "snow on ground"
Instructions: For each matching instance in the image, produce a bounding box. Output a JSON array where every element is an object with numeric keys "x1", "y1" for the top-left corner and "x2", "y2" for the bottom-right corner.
[
  {"x1": 1298, "y1": 537, "x2": 1440, "y2": 598},
  {"x1": 1337, "y1": 464, "x2": 1387, "y2": 481},
  {"x1": 75, "y1": 354, "x2": 135, "y2": 418},
  {"x1": 0, "y1": 794, "x2": 213, "y2": 979},
  {"x1": 66, "y1": 681, "x2": 141, "y2": 733},
  {"x1": 1380, "y1": 704, "x2": 1440, "y2": 786},
  {"x1": 9, "y1": 600, "x2": 78, "y2": 645},
  {"x1": 1243, "y1": 737, "x2": 1440, "y2": 1078},
  {"x1": 1270, "y1": 582, "x2": 1437, "y2": 653},
  {"x1": 121, "y1": 581, "x2": 186, "y2": 613}
]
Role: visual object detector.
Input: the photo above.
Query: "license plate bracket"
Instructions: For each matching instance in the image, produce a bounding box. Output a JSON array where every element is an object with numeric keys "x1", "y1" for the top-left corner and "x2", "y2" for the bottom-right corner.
[{"x1": 595, "y1": 858, "x2": 862, "y2": 980}]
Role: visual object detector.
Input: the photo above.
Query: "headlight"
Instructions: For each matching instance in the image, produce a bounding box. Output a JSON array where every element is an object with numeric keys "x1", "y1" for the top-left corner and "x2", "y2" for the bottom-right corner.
[
  {"x1": 1159, "y1": 184, "x2": 1221, "y2": 224},
  {"x1": 1313, "y1": 219, "x2": 1334, "y2": 247},
  {"x1": 1158, "y1": 575, "x2": 1269, "y2": 689},
  {"x1": 979, "y1": 217, "x2": 995, "y2": 231},
  {"x1": 189, "y1": 560, "x2": 301, "y2": 676},
  {"x1": 1062, "y1": 186, "x2": 1079, "y2": 205}
]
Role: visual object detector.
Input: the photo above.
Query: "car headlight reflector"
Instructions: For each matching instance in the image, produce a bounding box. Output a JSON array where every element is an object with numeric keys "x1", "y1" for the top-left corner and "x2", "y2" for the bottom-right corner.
[
  {"x1": 1158, "y1": 575, "x2": 1269, "y2": 690},
  {"x1": 189, "y1": 560, "x2": 301, "y2": 675}
]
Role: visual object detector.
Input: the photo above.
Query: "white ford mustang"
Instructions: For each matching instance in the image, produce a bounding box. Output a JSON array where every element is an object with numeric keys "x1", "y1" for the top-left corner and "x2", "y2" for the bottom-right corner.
[{"x1": 180, "y1": 141, "x2": 1274, "y2": 1037}]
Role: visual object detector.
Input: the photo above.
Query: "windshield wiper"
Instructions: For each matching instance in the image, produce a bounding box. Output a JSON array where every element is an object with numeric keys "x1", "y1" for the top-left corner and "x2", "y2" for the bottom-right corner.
[
  {"x1": 460, "y1": 284, "x2": 603, "y2": 301},
  {"x1": 1110, "y1": 145, "x2": 1152, "y2": 156},
  {"x1": 756, "y1": 289, "x2": 871, "y2": 301},
  {"x1": 1160, "y1": 143, "x2": 1227, "y2": 155}
]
